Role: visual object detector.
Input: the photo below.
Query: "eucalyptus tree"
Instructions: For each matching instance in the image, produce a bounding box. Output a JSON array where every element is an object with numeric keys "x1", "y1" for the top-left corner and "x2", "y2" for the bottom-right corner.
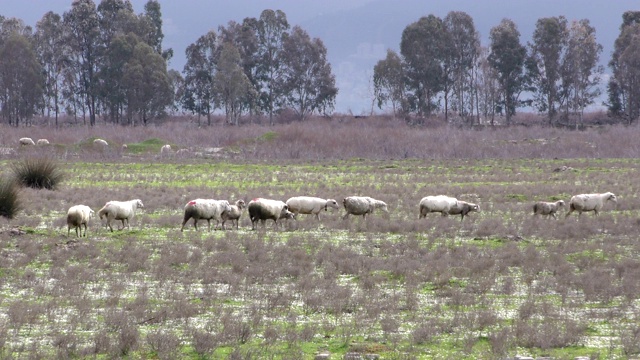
[
  {"x1": 607, "y1": 11, "x2": 640, "y2": 123},
  {"x1": 278, "y1": 26, "x2": 337, "y2": 121},
  {"x1": 35, "y1": 11, "x2": 68, "y2": 126},
  {"x1": 214, "y1": 42, "x2": 256, "y2": 125},
  {"x1": 488, "y1": 18, "x2": 528, "y2": 125},
  {"x1": 142, "y1": 0, "x2": 172, "y2": 60},
  {"x1": 63, "y1": 0, "x2": 100, "y2": 126},
  {"x1": 529, "y1": 16, "x2": 569, "y2": 125},
  {"x1": 181, "y1": 30, "x2": 218, "y2": 125},
  {"x1": 474, "y1": 46, "x2": 501, "y2": 125},
  {"x1": 443, "y1": 11, "x2": 479, "y2": 121},
  {"x1": 400, "y1": 15, "x2": 446, "y2": 117},
  {"x1": 373, "y1": 49, "x2": 406, "y2": 117},
  {"x1": 561, "y1": 19, "x2": 602, "y2": 128}
]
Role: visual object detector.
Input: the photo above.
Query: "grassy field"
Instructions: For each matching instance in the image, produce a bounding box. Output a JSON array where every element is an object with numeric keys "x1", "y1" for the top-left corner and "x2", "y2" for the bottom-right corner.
[{"x1": 0, "y1": 152, "x2": 639, "y2": 359}]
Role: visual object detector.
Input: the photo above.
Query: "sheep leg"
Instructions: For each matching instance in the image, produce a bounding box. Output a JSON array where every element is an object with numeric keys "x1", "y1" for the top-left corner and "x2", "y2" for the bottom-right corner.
[
  {"x1": 342, "y1": 213, "x2": 350, "y2": 220},
  {"x1": 82, "y1": 223, "x2": 87, "y2": 237}
]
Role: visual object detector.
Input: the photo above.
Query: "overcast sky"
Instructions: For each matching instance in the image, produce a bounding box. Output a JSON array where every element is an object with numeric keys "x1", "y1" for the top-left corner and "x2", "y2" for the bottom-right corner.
[{"x1": 0, "y1": 0, "x2": 636, "y2": 114}]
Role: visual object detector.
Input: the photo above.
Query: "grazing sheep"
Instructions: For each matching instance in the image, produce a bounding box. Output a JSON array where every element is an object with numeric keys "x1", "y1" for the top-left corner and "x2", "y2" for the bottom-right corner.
[
  {"x1": 19, "y1": 137, "x2": 35, "y2": 146},
  {"x1": 247, "y1": 198, "x2": 292, "y2": 230},
  {"x1": 566, "y1": 192, "x2": 617, "y2": 218},
  {"x1": 93, "y1": 138, "x2": 108, "y2": 146},
  {"x1": 342, "y1": 196, "x2": 388, "y2": 220},
  {"x1": 122, "y1": 144, "x2": 128, "y2": 150},
  {"x1": 67, "y1": 205, "x2": 94, "y2": 237},
  {"x1": 533, "y1": 200, "x2": 565, "y2": 219},
  {"x1": 221, "y1": 199, "x2": 246, "y2": 230},
  {"x1": 36, "y1": 139, "x2": 50, "y2": 145},
  {"x1": 181, "y1": 199, "x2": 231, "y2": 231},
  {"x1": 286, "y1": 196, "x2": 340, "y2": 221},
  {"x1": 97, "y1": 199, "x2": 144, "y2": 232},
  {"x1": 447, "y1": 200, "x2": 480, "y2": 221},
  {"x1": 419, "y1": 195, "x2": 479, "y2": 221},
  {"x1": 160, "y1": 144, "x2": 172, "y2": 154}
]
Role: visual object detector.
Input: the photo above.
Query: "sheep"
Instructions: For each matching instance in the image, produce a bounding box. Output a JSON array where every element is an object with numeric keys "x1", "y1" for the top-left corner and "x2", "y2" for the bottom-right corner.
[
  {"x1": 181, "y1": 199, "x2": 231, "y2": 231},
  {"x1": 566, "y1": 192, "x2": 617, "y2": 218},
  {"x1": 533, "y1": 200, "x2": 565, "y2": 219},
  {"x1": 419, "y1": 195, "x2": 479, "y2": 221},
  {"x1": 285, "y1": 196, "x2": 340, "y2": 221},
  {"x1": 97, "y1": 199, "x2": 144, "y2": 232},
  {"x1": 66, "y1": 205, "x2": 94, "y2": 237},
  {"x1": 19, "y1": 137, "x2": 35, "y2": 146},
  {"x1": 36, "y1": 139, "x2": 50, "y2": 145},
  {"x1": 221, "y1": 199, "x2": 246, "y2": 230},
  {"x1": 247, "y1": 198, "x2": 293, "y2": 230},
  {"x1": 342, "y1": 196, "x2": 388, "y2": 220},
  {"x1": 160, "y1": 144, "x2": 172, "y2": 155},
  {"x1": 93, "y1": 138, "x2": 109, "y2": 146}
]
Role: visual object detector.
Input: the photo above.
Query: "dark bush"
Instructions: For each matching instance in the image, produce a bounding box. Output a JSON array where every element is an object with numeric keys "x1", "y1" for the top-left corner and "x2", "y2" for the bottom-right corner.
[
  {"x1": 11, "y1": 157, "x2": 64, "y2": 190},
  {"x1": 0, "y1": 177, "x2": 21, "y2": 219}
]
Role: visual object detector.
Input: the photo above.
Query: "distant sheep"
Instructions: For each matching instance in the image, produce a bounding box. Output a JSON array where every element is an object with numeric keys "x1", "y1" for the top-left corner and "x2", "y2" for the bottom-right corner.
[
  {"x1": 181, "y1": 199, "x2": 231, "y2": 231},
  {"x1": 342, "y1": 196, "x2": 388, "y2": 220},
  {"x1": 36, "y1": 139, "x2": 50, "y2": 145},
  {"x1": 419, "y1": 195, "x2": 479, "y2": 221},
  {"x1": 67, "y1": 205, "x2": 94, "y2": 237},
  {"x1": 160, "y1": 144, "x2": 172, "y2": 154},
  {"x1": 19, "y1": 137, "x2": 35, "y2": 146},
  {"x1": 97, "y1": 199, "x2": 144, "y2": 232},
  {"x1": 93, "y1": 139, "x2": 108, "y2": 146},
  {"x1": 221, "y1": 199, "x2": 246, "y2": 230},
  {"x1": 248, "y1": 198, "x2": 292, "y2": 230},
  {"x1": 286, "y1": 196, "x2": 340, "y2": 221},
  {"x1": 533, "y1": 200, "x2": 565, "y2": 219},
  {"x1": 566, "y1": 192, "x2": 617, "y2": 218}
]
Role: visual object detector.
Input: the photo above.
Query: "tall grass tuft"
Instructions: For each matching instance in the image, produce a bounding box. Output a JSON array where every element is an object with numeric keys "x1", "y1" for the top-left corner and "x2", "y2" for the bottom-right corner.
[
  {"x1": 0, "y1": 177, "x2": 21, "y2": 219},
  {"x1": 11, "y1": 157, "x2": 64, "y2": 190}
]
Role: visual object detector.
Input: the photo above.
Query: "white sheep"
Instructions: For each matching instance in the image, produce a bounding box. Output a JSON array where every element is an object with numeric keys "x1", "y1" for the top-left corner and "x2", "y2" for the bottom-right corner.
[
  {"x1": 286, "y1": 196, "x2": 340, "y2": 221},
  {"x1": 419, "y1": 195, "x2": 479, "y2": 221},
  {"x1": 342, "y1": 196, "x2": 388, "y2": 220},
  {"x1": 67, "y1": 205, "x2": 94, "y2": 237},
  {"x1": 36, "y1": 139, "x2": 50, "y2": 145},
  {"x1": 160, "y1": 144, "x2": 172, "y2": 155},
  {"x1": 566, "y1": 192, "x2": 617, "y2": 218},
  {"x1": 97, "y1": 199, "x2": 144, "y2": 232},
  {"x1": 247, "y1": 198, "x2": 293, "y2": 230},
  {"x1": 221, "y1": 199, "x2": 246, "y2": 230},
  {"x1": 93, "y1": 138, "x2": 109, "y2": 146},
  {"x1": 181, "y1": 199, "x2": 231, "y2": 231},
  {"x1": 19, "y1": 137, "x2": 35, "y2": 146},
  {"x1": 533, "y1": 200, "x2": 565, "y2": 219}
]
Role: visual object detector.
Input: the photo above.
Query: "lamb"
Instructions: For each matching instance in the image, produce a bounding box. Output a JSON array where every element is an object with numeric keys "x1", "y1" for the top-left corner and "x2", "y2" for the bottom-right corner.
[
  {"x1": 19, "y1": 137, "x2": 35, "y2": 146},
  {"x1": 533, "y1": 200, "x2": 565, "y2": 219},
  {"x1": 566, "y1": 192, "x2": 617, "y2": 218},
  {"x1": 342, "y1": 196, "x2": 388, "y2": 220},
  {"x1": 419, "y1": 195, "x2": 479, "y2": 221},
  {"x1": 285, "y1": 196, "x2": 340, "y2": 221},
  {"x1": 247, "y1": 198, "x2": 293, "y2": 230},
  {"x1": 221, "y1": 199, "x2": 246, "y2": 230},
  {"x1": 93, "y1": 138, "x2": 109, "y2": 146},
  {"x1": 181, "y1": 199, "x2": 231, "y2": 231},
  {"x1": 97, "y1": 199, "x2": 144, "y2": 232},
  {"x1": 66, "y1": 205, "x2": 94, "y2": 237},
  {"x1": 36, "y1": 139, "x2": 50, "y2": 145}
]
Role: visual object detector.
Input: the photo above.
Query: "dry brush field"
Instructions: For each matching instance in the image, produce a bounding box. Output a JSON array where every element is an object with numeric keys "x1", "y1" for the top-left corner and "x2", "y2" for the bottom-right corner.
[{"x1": 0, "y1": 119, "x2": 640, "y2": 359}]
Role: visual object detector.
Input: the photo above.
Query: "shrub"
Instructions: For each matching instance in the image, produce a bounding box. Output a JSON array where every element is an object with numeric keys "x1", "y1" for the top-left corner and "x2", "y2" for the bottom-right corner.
[
  {"x1": 11, "y1": 157, "x2": 64, "y2": 190},
  {"x1": 0, "y1": 177, "x2": 21, "y2": 219}
]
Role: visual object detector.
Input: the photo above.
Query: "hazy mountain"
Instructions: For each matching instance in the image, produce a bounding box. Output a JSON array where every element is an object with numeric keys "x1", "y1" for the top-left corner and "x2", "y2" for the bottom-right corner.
[{"x1": 0, "y1": 0, "x2": 635, "y2": 114}]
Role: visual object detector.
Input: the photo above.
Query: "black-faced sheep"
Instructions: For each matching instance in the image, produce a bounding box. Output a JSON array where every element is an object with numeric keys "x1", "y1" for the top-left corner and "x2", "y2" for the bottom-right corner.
[
  {"x1": 342, "y1": 196, "x2": 388, "y2": 220},
  {"x1": 19, "y1": 137, "x2": 35, "y2": 146},
  {"x1": 181, "y1": 199, "x2": 231, "y2": 231},
  {"x1": 286, "y1": 196, "x2": 340, "y2": 221},
  {"x1": 247, "y1": 198, "x2": 293, "y2": 230},
  {"x1": 566, "y1": 192, "x2": 617, "y2": 218},
  {"x1": 419, "y1": 195, "x2": 479, "y2": 221},
  {"x1": 97, "y1": 199, "x2": 144, "y2": 232},
  {"x1": 533, "y1": 200, "x2": 565, "y2": 219},
  {"x1": 67, "y1": 205, "x2": 94, "y2": 237},
  {"x1": 221, "y1": 199, "x2": 246, "y2": 230},
  {"x1": 36, "y1": 139, "x2": 50, "y2": 145}
]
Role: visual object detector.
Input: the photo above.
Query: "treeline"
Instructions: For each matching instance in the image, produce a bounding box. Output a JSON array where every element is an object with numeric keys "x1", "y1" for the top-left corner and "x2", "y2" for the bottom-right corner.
[{"x1": 1, "y1": 0, "x2": 640, "y2": 127}]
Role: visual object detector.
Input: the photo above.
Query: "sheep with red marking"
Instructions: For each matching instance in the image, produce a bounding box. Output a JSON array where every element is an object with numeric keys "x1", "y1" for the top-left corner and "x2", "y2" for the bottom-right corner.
[
  {"x1": 342, "y1": 196, "x2": 388, "y2": 220},
  {"x1": 533, "y1": 200, "x2": 565, "y2": 219},
  {"x1": 286, "y1": 196, "x2": 340, "y2": 221},
  {"x1": 566, "y1": 192, "x2": 617, "y2": 218},
  {"x1": 221, "y1": 199, "x2": 246, "y2": 230},
  {"x1": 248, "y1": 198, "x2": 293, "y2": 230},
  {"x1": 181, "y1": 199, "x2": 231, "y2": 231},
  {"x1": 97, "y1": 199, "x2": 144, "y2": 232},
  {"x1": 67, "y1": 205, "x2": 94, "y2": 237}
]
